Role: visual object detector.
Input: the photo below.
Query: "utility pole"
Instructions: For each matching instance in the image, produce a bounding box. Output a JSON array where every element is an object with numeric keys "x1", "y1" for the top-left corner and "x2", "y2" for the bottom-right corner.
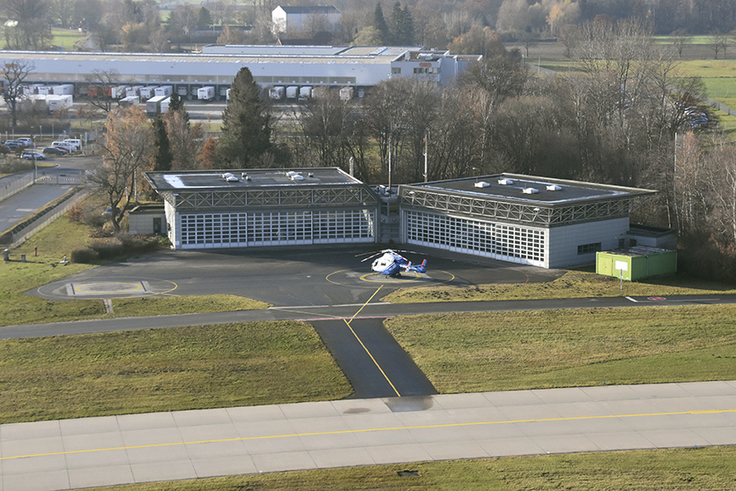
[{"x1": 423, "y1": 133, "x2": 428, "y2": 182}]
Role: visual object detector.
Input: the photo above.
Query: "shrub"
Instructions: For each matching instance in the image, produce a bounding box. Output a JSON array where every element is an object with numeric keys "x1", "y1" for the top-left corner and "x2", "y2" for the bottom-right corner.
[
  {"x1": 71, "y1": 248, "x2": 99, "y2": 263},
  {"x1": 89, "y1": 237, "x2": 124, "y2": 260},
  {"x1": 114, "y1": 232, "x2": 161, "y2": 255},
  {"x1": 67, "y1": 203, "x2": 84, "y2": 223}
]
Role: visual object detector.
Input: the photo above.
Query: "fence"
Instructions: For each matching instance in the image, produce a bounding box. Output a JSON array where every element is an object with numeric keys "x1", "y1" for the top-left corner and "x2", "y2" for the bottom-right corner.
[
  {"x1": 0, "y1": 172, "x2": 34, "y2": 202},
  {"x1": 706, "y1": 97, "x2": 734, "y2": 117},
  {"x1": 1, "y1": 187, "x2": 90, "y2": 248}
]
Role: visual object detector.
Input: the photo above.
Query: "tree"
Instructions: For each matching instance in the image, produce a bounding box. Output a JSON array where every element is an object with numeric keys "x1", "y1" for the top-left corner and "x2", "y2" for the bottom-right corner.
[
  {"x1": 352, "y1": 26, "x2": 382, "y2": 46},
  {"x1": 217, "y1": 67, "x2": 273, "y2": 167},
  {"x1": 2, "y1": 60, "x2": 33, "y2": 131},
  {"x1": 374, "y1": 3, "x2": 390, "y2": 44},
  {"x1": 709, "y1": 31, "x2": 729, "y2": 59},
  {"x1": 389, "y1": 2, "x2": 415, "y2": 45},
  {"x1": 196, "y1": 7, "x2": 212, "y2": 29},
  {"x1": 151, "y1": 114, "x2": 172, "y2": 171},
  {"x1": 3, "y1": 0, "x2": 52, "y2": 49},
  {"x1": 90, "y1": 105, "x2": 154, "y2": 231},
  {"x1": 217, "y1": 25, "x2": 246, "y2": 45},
  {"x1": 448, "y1": 24, "x2": 505, "y2": 57},
  {"x1": 671, "y1": 29, "x2": 689, "y2": 58},
  {"x1": 165, "y1": 99, "x2": 204, "y2": 170},
  {"x1": 197, "y1": 136, "x2": 218, "y2": 169},
  {"x1": 84, "y1": 69, "x2": 128, "y2": 113}
]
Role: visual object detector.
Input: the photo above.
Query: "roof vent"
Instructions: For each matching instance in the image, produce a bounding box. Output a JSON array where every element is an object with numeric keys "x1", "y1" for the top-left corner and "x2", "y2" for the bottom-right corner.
[
  {"x1": 498, "y1": 178, "x2": 514, "y2": 185},
  {"x1": 308, "y1": 172, "x2": 314, "y2": 178},
  {"x1": 546, "y1": 184, "x2": 562, "y2": 191},
  {"x1": 474, "y1": 181, "x2": 490, "y2": 188},
  {"x1": 522, "y1": 187, "x2": 539, "y2": 194}
]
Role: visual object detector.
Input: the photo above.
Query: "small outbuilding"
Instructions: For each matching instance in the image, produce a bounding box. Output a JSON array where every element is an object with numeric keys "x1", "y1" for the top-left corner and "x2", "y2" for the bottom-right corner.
[{"x1": 596, "y1": 246, "x2": 677, "y2": 281}]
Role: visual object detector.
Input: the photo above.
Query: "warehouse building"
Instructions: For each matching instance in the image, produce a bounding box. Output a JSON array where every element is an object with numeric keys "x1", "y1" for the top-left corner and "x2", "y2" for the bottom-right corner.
[
  {"x1": 143, "y1": 168, "x2": 379, "y2": 249},
  {"x1": 398, "y1": 174, "x2": 657, "y2": 269},
  {"x1": 0, "y1": 46, "x2": 480, "y2": 101}
]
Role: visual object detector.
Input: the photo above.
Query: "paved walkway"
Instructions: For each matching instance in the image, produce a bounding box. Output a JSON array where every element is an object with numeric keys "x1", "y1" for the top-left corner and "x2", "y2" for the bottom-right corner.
[{"x1": 2, "y1": 380, "x2": 735, "y2": 491}]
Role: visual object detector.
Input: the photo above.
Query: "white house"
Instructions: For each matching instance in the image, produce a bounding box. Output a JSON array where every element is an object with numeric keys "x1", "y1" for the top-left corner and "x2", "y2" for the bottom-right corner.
[{"x1": 272, "y1": 5, "x2": 341, "y2": 35}]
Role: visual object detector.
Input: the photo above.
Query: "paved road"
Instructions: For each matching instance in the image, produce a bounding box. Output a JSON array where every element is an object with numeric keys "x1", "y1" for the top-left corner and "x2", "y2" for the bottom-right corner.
[{"x1": 2, "y1": 381, "x2": 735, "y2": 491}]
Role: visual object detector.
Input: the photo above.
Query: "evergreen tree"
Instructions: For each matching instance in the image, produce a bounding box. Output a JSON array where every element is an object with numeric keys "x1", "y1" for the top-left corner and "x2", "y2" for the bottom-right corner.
[
  {"x1": 374, "y1": 3, "x2": 390, "y2": 44},
  {"x1": 196, "y1": 7, "x2": 212, "y2": 30},
  {"x1": 390, "y1": 2, "x2": 415, "y2": 45},
  {"x1": 168, "y1": 92, "x2": 186, "y2": 116},
  {"x1": 217, "y1": 67, "x2": 272, "y2": 167},
  {"x1": 400, "y1": 5, "x2": 415, "y2": 45},
  {"x1": 152, "y1": 114, "x2": 173, "y2": 171}
]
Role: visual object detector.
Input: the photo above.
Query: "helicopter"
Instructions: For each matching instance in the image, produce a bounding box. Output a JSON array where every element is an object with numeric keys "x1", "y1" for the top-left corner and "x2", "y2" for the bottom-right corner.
[{"x1": 359, "y1": 249, "x2": 428, "y2": 277}]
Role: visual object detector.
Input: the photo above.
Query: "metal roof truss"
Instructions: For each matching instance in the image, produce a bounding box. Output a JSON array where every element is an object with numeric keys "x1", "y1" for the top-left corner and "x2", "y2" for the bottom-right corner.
[{"x1": 400, "y1": 188, "x2": 630, "y2": 227}]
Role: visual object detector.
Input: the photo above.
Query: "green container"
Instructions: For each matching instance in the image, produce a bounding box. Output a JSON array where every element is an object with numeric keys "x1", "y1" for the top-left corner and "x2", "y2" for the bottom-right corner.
[{"x1": 596, "y1": 248, "x2": 677, "y2": 281}]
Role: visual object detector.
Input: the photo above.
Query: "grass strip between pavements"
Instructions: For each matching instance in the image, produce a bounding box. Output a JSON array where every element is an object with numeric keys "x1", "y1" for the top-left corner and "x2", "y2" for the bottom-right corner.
[
  {"x1": 384, "y1": 304, "x2": 736, "y2": 394},
  {"x1": 381, "y1": 269, "x2": 736, "y2": 303},
  {"x1": 81, "y1": 446, "x2": 736, "y2": 490},
  {"x1": 0, "y1": 321, "x2": 352, "y2": 424}
]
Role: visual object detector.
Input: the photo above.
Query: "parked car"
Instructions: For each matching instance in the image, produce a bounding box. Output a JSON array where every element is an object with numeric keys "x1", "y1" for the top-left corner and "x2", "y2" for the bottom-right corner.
[
  {"x1": 4, "y1": 140, "x2": 24, "y2": 150},
  {"x1": 43, "y1": 146, "x2": 67, "y2": 155},
  {"x1": 21, "y1": 151, "x2": 46, "y2": 160},
  {"x1": 50, "y1": 145, "x2": 70, "y2": 154},
  {"x1": 17, "y1": 137, "x2": 32, "y2": 147}
]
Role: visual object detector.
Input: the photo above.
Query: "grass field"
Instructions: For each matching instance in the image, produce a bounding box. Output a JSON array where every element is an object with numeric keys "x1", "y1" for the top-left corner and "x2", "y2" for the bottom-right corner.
[
  {"x1": 381, "y1": 270, "x2": 736, "y2": 304},
  {"x1": 50, "y1": 27, "x2": 86, "y2": 50},
  {"x1": 384, "y1": 305, "x2": 736, "y2": 394},
  {"x1": 83, "y1": 446, "x2": 736, "y2": 490},
  {"x1": 0, "y1": 320, "x2": 352, "y2": 423}
]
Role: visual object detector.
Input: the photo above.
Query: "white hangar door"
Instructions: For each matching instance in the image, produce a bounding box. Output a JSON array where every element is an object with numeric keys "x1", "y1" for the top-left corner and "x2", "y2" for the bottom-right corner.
[
  {"x1": 404, "y1": 210, "x2": 547, "y2": 267},
  {"x1": 178, "y1": 210, "x2": 375, "y2": 249}
]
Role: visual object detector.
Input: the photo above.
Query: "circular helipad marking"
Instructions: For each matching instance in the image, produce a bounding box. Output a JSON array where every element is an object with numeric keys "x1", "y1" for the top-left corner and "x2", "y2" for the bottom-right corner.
[
  {"x1": 325, "y1": 269, "x2": 455, "y2": 287},
  {"x1": 648, "y1": 296, "x2": 666, "y2": 301},
  {"x1": 360, "y1": 272, "x2": 422, "y2": 283},
  {"x1": 75, "y1": 282, "x2": 143, "y2": 295}
]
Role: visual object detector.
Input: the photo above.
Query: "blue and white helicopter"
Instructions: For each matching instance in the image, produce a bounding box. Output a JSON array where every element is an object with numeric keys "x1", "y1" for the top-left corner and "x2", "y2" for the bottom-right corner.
[{"x1": 360, "y1": 249, "x2": 428, "y2": 277}]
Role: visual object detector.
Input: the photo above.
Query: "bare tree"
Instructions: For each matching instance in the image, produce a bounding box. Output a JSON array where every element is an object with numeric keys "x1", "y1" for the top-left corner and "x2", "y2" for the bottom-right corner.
[
  {"x1": 89, "y1": 105, "x2": 154, "y2": 231},
  {"x1": 299, "y1": 90, "x2": 357, "y2": 171},
  {"x1": 2, "y1": 60, "x2": 34, "y2": 131},
  {"x1": 3, "y1": 0, "x2": 52, "y2": 49},
  {"x1": 705, "y1": 138, "x2": 736, "y2": 244},
  {"x1": 84, "y1": 69, "x2": 129, "y2": 113},
  {"x1": 709, "y1": 31, "x2": 729, "y2": 59},
  {"x1": 671, "y1": 29, "x2": 689, "y2": 58}
]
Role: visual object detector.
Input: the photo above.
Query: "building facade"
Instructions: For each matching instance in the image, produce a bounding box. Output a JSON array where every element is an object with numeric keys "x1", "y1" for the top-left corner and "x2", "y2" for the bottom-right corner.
[
  {"x1": 271, "y1": 6, "x2": 341, "y2": 35},
  {"x1": 0, "y1": 46, "x2": 480, "y2": 101},
  {"x1": 398, "y1": 174, "x2": 656, "y2": 269},
  {"x1": 144, "y1": 168, "x2": 379, "y2": 250}
]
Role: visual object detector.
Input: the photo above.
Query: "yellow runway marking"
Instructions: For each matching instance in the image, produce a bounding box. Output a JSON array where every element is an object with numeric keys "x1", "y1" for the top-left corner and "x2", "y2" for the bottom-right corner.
[
  {"x1": 3, "y1": 408, "x2": 734, "y2": 461},
  {"x1": 343, "y1": 285, "x2": 401, "y2": 397}
]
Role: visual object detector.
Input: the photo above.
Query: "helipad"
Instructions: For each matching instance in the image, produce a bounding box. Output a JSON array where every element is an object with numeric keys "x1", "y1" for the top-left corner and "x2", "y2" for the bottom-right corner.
[{"x1": 40, "y1": 279, "x2": 178, "y2": 298}]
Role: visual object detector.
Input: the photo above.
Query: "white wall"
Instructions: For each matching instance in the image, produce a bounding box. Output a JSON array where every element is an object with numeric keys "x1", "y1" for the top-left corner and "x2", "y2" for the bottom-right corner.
[{"x1": 547, "y1": 218, "x2": 630, "y2": 268}]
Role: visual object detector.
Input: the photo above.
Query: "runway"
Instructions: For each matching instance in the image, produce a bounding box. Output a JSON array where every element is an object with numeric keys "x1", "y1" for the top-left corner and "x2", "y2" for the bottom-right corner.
[{"x1": 2, "y1": 381, "x2": 735, "y2": 491}]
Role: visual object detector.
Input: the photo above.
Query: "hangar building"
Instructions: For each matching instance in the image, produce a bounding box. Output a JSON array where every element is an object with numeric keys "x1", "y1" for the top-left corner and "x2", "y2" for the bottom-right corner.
[
  {"x1": 143, "y1": 168, "x2": 379, "y2": 249},
  {"x1": 142, "y1": 170, "x2": 657, "y2": 269},
  {"x1": 398, "y1": 174, "x2": 657, "y2": 269}
]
